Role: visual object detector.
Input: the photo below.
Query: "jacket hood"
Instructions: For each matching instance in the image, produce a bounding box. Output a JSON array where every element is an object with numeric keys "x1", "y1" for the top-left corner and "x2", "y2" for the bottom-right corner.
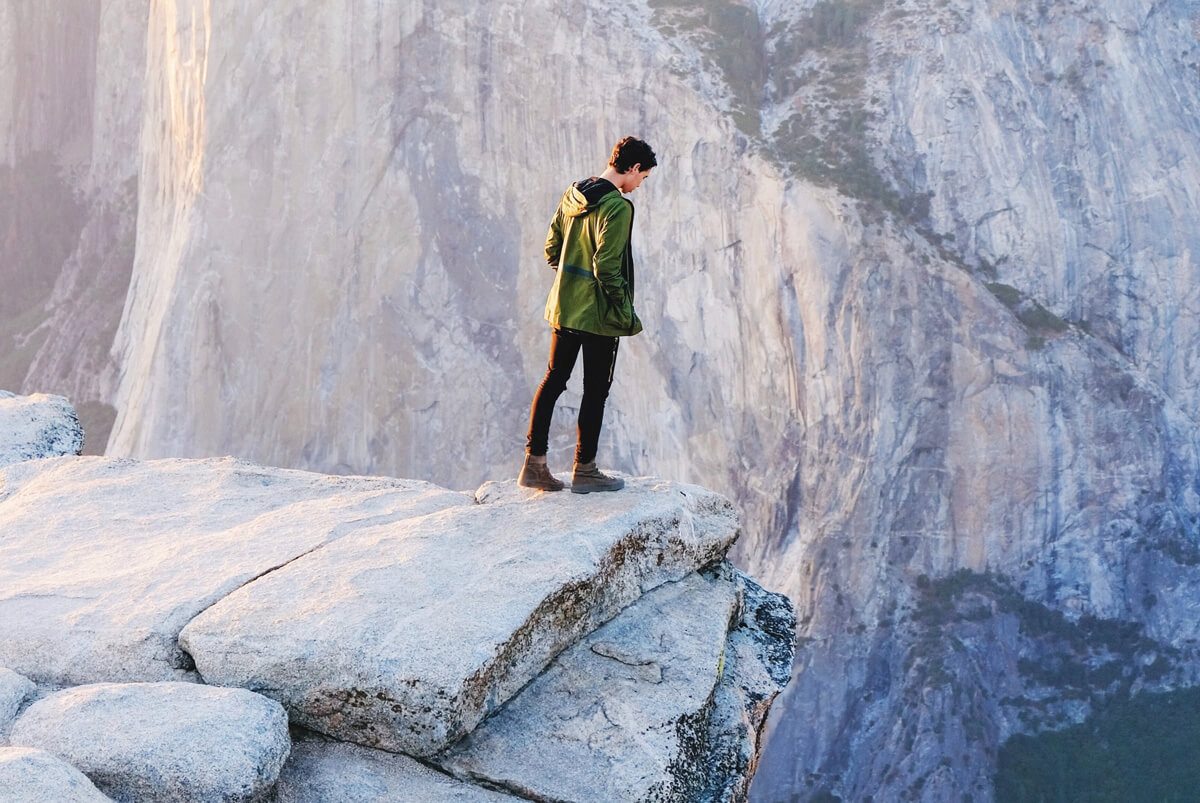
[{"x1": 562, "y1": 177, "x2": 619, "y2": 217}]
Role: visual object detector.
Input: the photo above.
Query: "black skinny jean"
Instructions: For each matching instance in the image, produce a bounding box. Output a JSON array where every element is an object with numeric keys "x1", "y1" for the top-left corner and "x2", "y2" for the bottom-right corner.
[{"x1": 526, "y1": 327, "x2": 619, "y2": 464}]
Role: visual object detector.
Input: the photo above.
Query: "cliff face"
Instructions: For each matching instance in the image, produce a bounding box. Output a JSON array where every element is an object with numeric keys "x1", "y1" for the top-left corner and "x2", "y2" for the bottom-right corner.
[
  {"x1": 746, "y1": 0, "x2": 1200, "y2": 799},
  {"x1": 873, "y1": 0, "x2": 1200, "y2": 411},
  {"x1": 0, "y1": 0, "x2": 144, "y2": 452},
  {"x1": 103, "y1": 0, "x2": 801, "y2": 494},
  {"x1": 6, "y1": 0, "x2": 1200, "y2": 799}
]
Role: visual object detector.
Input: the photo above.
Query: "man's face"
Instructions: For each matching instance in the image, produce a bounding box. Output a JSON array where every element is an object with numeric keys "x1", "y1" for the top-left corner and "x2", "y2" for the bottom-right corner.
[{"x1": 623, "y1": 167, "x2": 652, "y2": 194}]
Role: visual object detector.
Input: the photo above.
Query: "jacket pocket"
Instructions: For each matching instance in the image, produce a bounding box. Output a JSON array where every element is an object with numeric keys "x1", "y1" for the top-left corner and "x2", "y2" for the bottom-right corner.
[{"x1": 597, "y1": 287, "x2": 632, "y2": 331}]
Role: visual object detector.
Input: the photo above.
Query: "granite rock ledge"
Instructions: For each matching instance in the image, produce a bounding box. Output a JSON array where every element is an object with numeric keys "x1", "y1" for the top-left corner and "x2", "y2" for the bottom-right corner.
[{"x1": 0, "y1": 396, "x2": 795, "y2": 801}]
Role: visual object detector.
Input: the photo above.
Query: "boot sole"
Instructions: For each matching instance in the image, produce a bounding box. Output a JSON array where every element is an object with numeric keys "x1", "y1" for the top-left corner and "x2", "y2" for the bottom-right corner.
[
  {"x1": 520, "y1": 480, "x2": 565, "y2": 491},
  {"x1": 570, "y1": 483, "x2": 624, "y2": 494}
]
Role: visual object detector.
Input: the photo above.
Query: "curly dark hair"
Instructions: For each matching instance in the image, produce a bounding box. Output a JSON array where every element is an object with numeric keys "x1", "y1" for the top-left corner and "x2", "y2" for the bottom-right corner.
[{"x1": 609, "y1": 136, "x2": 657, "y2": 173}]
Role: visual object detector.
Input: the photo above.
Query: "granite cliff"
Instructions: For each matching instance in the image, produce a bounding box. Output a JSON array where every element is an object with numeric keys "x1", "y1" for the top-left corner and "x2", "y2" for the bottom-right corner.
[
  {"x1": 4, "y1": 0, "x2": 1200, "y2": 799},
  {"x1": 0, "y1": 392, "x2": 795, "y2": 801}
]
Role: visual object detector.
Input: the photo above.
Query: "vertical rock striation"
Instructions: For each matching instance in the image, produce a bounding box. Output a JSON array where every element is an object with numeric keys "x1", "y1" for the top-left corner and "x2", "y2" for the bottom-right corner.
[{"x1": 0, "y1": 0, "x2": 143, "y2": 447}]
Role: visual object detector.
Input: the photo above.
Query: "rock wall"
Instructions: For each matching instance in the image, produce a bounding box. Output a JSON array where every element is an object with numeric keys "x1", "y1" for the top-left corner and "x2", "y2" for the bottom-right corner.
[
  {"x1": 102, "y1": 0, "x2": 801, "y2": 497},
  {"x1": 0, "y1": 0, "x2": 144, "y2": 450},
  {"x1": 745, "y1": 0, "x2": 1200, "y2": 798}
]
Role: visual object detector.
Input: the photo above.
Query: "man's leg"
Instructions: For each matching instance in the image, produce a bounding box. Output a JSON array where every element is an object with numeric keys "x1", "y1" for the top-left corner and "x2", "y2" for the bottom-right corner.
[
  {"x1": 572, "y1": 333, "x2": 623, "y2": 493},
  {"x1": 521, "y1": 328, "x2": 581, "y2": 490},
  {"x1": 575, "y1": 333, "x2": 619, "y2": 464}
]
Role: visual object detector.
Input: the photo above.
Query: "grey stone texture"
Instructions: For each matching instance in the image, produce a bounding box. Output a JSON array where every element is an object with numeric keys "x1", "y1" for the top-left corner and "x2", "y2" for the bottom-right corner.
[
  {"x1": 0, "y1": 446, "x2": 790, "y2": 800},
  {"x1": 8, "y1": 682, "x2": 290, "y2": 803},
  {"x1": 0, "y1": 747, "x2": 112, "y2": 803},
  {"x1": 438, "y1": 572, "x2": 740, "y2": 801},
  {"x1": 0, "y1": 668, "x2": 35, "y2": 742},
  {"x1": 276, "y1": 738, "x2": 521, "y2": 802},
  {"x1": 0, "y1": 455, "x2": 469, "y2": 685},
  {"x1": 438, "y1": 564, "x2": 795, "y2": 802},
  {"x1": 181, "y1": 477, "x2": 739, "y2": 756},
  {"x1": 0, "y1": 392, "x2": 83, "y2": 468}
]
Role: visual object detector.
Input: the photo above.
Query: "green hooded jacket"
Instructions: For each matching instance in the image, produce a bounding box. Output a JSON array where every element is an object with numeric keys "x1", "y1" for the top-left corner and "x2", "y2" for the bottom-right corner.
[{"x1": 543, "y1": 177, "x2": 644, "y2": 337}]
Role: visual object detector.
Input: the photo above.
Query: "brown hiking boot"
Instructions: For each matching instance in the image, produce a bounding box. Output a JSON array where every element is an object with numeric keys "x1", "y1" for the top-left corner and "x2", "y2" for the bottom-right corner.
[
  {"x1": 570, "y1": 462, "x2": 624, "y2": 494},
  {"x1": 519, "y1": 454, "x2": 564, "y2": 491}
]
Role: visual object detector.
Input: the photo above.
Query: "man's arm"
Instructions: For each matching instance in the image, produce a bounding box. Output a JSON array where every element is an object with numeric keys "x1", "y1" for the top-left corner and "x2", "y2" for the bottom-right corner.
[
  {"x1": 544, "y1": 206, "x2": 564, "y2": 268},
  {"x1": 593, "y1": 200, "x2": 632, "y2": 306}
]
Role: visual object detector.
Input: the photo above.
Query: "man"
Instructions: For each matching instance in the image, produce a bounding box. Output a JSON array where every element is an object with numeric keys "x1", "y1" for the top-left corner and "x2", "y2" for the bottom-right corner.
[{"x1": 520, "y1": 136, "x2": 656, "y2": 493}]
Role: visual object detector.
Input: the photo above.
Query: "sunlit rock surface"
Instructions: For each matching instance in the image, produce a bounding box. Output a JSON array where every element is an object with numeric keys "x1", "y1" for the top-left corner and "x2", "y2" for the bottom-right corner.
[
  {"x1": 10, "y1": 682, "x2": 290, "y2": 803},
  {"x1": 0, "y1": 392, "x2": 83, "y2": 467},
  {"x1": 0, "y1": 440, "x2": 788, "y2": 800},
  {"x1": 0, "y1": 455, "x2": 469, "y2": 685},
  {"x1": 0, "y1": 746, "x2": 113, "y2": 803},
  {"x1": 180, "y1": 477, "x2": 738, "y2": 756}
]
